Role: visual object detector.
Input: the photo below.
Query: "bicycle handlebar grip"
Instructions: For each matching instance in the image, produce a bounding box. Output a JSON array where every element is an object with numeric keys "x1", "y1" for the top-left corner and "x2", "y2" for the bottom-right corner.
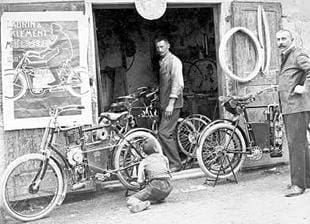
[
  {"x1": 146, "y1": 88, "x2": 159, "y2": 98},
  {"x1": 76, "y1": 105, "x2": 85, "y2": 110},
  {"x1": 60, "y1": 105, "x2": 85, "y2": 111}
]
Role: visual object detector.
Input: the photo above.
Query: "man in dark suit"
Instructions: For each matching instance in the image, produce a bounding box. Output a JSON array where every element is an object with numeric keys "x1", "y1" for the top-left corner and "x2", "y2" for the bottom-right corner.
[{"x1": 276, "y1": 29, "x2": 310, "y2": 197}]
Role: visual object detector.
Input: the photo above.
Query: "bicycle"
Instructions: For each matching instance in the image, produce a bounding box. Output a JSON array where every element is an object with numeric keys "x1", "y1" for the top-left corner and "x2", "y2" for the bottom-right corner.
[
  {"x1": 1, "y1": 105, "x2": 162, "y2": 222},
  {"x1": 3, "y1": 51, "x2": 90, "y2": 101},
  {"x1": 176, "y1": 114, "x2": 211, "y2": 158},
  {"x1": 196, "y1": 85, "x2": 283, "y2": 184},
  {"x1": 99, "y1": 86, "x2": 160, "y2": 135}
]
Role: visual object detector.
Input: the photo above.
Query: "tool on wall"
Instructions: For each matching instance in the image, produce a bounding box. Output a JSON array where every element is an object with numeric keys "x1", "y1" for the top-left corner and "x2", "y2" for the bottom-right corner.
[{"x1": 257, "y1": 5, "x2": 271, "y2": 74}]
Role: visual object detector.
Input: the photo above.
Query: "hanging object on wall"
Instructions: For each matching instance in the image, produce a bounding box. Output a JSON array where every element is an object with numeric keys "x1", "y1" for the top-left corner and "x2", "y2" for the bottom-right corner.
[
  {"x1": 135, "y1": 0, "x2": 167, "y2": 20},
  {"x1": 218, "y1": 27, "x2": 264, "y2": 83}
]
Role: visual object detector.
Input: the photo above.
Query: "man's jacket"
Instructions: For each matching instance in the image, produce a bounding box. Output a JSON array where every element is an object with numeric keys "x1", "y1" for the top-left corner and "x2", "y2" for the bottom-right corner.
[{"x1": 279, "y1": 46, "x2": 310, "y2": 114}]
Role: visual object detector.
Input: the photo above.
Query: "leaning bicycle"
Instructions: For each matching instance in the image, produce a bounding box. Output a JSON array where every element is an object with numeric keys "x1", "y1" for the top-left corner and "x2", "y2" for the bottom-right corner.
[
  {"x1": 196, "y1": 85, "x2": 283, "y2": 182},
  {"x1": 1, "y1": 105, "x2": 161, "y2": 222}
]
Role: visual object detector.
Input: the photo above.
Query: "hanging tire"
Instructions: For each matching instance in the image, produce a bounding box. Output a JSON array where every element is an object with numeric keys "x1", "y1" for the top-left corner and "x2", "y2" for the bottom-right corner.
[
  {"x1": 218, "y1": 26, "x2": 264, "y2": 83},
  {"x1": 0, "y1": 154, "x2": 64, "y2": 222},
  {"x1": 67, "y1": 68, "x2": 90, "y2": 97},
  {"x1": 196, "y1": 122, "x2": 246, "y2": 179},
  {"x1": 3, "y1": 72, "x2": 27, "y2": 100},
  {"x1": 114, "y1": 130, "x2": 162, "y2": 190}
]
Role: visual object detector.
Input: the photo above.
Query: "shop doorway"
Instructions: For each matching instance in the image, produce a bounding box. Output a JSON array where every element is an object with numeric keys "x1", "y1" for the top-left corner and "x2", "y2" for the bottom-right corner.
[{"x1": 94, "y1": 6, "x2": 219, "y2": 120}]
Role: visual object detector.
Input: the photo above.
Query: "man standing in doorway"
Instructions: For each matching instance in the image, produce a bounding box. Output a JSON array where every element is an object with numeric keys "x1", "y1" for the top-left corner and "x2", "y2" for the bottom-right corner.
[
  {"x1": 276, "y1": 29, "x2": 310, "y2": 197},
  {"x1": 155, "y1": 36, "x2": 184, "y2": 172}
]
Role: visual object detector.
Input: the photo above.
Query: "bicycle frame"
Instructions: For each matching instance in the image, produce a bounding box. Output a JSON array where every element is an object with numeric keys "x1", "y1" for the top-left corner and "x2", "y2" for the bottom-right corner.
[
  {"x1": 36, "y1": 105, "x2": 149, "y2": 191},
  {"x1": 202, "y1": 101, "x2": 283, "y2": 159}
]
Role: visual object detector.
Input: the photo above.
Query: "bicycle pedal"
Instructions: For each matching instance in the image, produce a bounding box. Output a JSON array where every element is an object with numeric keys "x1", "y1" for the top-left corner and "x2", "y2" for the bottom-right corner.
[
  {"x1": 95, "y1": 173, "x2": 111, "y2": 181},
  {"x1": 49, "y1": 87, "x2": 65, "y2": 92},
  {"x1": 270, "y1": 151, "x2": 283, "y2": 158}
]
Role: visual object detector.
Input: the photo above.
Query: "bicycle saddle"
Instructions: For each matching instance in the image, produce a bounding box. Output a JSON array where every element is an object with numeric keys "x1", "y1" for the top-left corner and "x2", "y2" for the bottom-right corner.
[
  {"x1": 116, "y1": 95, "x2": 135, "y2": 101},
  {"x1": 99, "y1": 111, "x2": 128, "y2": 121}
]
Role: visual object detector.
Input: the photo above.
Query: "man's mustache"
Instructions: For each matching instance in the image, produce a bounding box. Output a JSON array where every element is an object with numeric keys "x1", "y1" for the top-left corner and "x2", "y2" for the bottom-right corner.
[{"x1": 279, "y1": 44, "x2": 285, "y2": 48}]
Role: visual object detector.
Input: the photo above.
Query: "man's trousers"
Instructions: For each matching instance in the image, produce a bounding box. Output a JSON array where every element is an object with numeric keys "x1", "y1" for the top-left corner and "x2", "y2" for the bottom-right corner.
[{"x1": 283, "y1": 111, "x2": 310, "y2": 188}]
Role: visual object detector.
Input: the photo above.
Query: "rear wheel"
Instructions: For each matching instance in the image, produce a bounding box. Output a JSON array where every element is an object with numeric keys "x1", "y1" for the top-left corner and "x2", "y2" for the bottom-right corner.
[
  {"x1": 1, "y1": 154, "x2": 63, "y2": 222},
  {"x1": 177, "y1": 114, "x2": 211, "y2": 158},
  {"x1": 114, "y1": 130, "x2": 162, "y2": 190},
  {"x1": 196, "y1": 123, "x2": 246, "y2": 179},
  {"x1": 67, "y1": 68, "x2": 90, "y2": 97}
]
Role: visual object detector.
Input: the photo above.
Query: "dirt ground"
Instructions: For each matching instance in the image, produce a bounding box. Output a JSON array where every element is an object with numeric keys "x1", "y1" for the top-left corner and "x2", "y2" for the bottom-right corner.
[{"x1": 3, "y1": 164, "x2": 310, "y2": 224}]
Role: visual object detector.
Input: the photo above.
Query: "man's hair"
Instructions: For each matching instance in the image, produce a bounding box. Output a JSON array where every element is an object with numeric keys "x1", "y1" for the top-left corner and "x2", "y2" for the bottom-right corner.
[
  {"x1": 154, "y1": 36, "x2": 170, "y2": 44},
  {"x1": 277, "y1": 29, "x2": 294, "y2": 40},
  {"x1": 143, "y1": 138, "x2": 159, "y2": 155}
]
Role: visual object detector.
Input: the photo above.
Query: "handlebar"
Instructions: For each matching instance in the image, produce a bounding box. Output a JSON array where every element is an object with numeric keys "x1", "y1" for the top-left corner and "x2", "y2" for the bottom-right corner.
[
  {"x1": 50, "y1": 105, "x2": 85, "y2": 116},
  {"x1": 146, "y1": 88, "x2": 159, "y2": 98},
  {"x1": 219, "y1": 85, "x2": 278, "y2": 115},
  {"x1": 219, "y1": 85, "x2": 278, "y2": 104}
]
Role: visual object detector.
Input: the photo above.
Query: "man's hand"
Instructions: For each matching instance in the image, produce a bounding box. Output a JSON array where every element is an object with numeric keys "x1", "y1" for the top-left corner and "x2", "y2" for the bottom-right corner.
[
  {"x1": 165, "y1": 104, "x2": 174, "y2": 119},
  {"x1": 294, "y1": 85, "x2": 307, "y2": 94}
]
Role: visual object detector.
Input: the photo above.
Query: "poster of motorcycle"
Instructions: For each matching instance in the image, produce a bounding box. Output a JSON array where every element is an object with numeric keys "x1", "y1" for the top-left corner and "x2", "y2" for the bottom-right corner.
[{"x1": 1, "y1": 11, "x2": 92, "y2": 130}]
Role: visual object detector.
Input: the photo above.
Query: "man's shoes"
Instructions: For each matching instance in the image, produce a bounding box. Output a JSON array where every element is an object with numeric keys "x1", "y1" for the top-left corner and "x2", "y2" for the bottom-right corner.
[
  {"x1": 285, "y1": 185, "x2": 305, "y2": 197},
  {"x1": 170, "y1": 166, "x2": 182, "y2": 173},
  {"x1": 129, "y1": 200, "x2": 150, "y2": 213}
]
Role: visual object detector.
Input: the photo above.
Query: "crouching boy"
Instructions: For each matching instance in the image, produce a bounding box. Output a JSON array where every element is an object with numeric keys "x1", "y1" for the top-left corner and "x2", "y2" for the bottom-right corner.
[{"x1": 126, "y1": 138, "x2": 173, "y2": 213}]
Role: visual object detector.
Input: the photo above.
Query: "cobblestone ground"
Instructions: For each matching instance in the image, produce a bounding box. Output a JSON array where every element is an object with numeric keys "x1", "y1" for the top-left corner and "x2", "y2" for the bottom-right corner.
[{"x1": 3, "y1": 165, "x2": 310, "y2": 224}]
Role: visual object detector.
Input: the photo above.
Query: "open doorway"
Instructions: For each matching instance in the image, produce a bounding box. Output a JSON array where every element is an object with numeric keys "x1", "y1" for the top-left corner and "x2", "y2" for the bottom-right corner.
[{"x1": 94, "y1": 6, "x2": 219, "y2": 120}]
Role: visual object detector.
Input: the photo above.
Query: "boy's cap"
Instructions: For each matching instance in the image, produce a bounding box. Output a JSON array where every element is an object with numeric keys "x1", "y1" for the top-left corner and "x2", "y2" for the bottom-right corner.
[{"x1": 143, "y1": 138, "x2": 159, "y2": 155}]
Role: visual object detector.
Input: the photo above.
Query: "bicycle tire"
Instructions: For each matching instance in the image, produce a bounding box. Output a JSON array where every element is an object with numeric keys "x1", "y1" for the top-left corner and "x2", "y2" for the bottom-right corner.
[
  {"x1": 114, "y1": 130, "x2": 162, "y2": 190},
  {"x1": 4, "y1": 72, "x2": 27, "y2": 101},
  {"x1": 1, "y1": 153, "x2": 64, "y2": 222},
  {"x1": 67, "y1": 68, "x2": 90, "y2": 97},
  {"x1": 196, "y1": 122, "x2": 246, "y2": 179},
  {"x1": 176, "y1": 115, "x2": 210, "y2": 158}
]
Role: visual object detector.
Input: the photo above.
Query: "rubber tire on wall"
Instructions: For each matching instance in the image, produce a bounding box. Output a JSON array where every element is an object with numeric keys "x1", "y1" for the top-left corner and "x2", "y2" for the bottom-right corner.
[{"x1": 218, "y1": 26, "x2": 264, "y2": 83}]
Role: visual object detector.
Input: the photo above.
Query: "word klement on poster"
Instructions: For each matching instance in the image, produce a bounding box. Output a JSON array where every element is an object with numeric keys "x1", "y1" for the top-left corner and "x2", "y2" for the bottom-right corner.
[{"x1": 1, "y1": 12, "x2": 92, "y2": 130}]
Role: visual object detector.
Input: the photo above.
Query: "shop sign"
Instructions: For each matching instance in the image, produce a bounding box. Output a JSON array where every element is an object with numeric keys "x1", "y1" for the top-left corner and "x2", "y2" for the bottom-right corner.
[
  {"x1": 135, "y1": 0, "x2": 167, "y2": 20},
  {"x1": 1, "y1": 11, "x2": 92, "y2": 130}
]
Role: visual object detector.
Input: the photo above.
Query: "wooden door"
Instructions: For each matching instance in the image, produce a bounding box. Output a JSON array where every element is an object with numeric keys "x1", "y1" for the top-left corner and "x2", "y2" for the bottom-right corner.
[
  {"x1": 230, "y1": 2, "x2": 288, "y2": 167},
  {"x1": 231, "y1": 1, "x2": 282, "y2": 121}
]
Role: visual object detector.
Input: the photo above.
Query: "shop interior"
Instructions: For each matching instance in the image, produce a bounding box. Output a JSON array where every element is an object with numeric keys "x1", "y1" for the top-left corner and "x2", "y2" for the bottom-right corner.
[{"x1": 94, "y1": 7, "x2": 219, "y2": 120}]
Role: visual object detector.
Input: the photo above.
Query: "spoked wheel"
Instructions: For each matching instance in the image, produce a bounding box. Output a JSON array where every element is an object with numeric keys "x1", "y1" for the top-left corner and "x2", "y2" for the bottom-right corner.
[
  {"x1": 1, "y1": 154, "x2": 63, "y2": 222},
  {"x1": 67, "y1": 68, "x2": 90, "y2": 97},
  {"x1": 4, "y1": 72, "x2": 27, "y2": 101},
  {"x1": 114, "y1": 130, "x2": 162, "y2": 190},
  {"x1": 196, "y1": 123, "x2": 246, "y2": 179},
  {"x1": 177, "y1": 114, "x2": 211, "y2": 158}
]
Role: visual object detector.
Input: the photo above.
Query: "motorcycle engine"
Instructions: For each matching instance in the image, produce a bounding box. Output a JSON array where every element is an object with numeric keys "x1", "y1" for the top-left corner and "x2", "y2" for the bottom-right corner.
[{"x1": 67, "y1": 146, "x2": 84, "y2": 166}]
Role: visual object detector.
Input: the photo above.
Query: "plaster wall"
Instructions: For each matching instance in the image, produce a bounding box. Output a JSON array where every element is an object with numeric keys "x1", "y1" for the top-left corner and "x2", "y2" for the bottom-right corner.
[{"x1": 233, "y1": 0, "x2": 310, "y2": 51}]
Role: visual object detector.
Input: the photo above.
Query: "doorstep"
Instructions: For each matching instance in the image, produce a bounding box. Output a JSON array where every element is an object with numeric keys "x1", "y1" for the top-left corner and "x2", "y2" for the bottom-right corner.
[{"x1": 96, "y1": 167, "x2": 205, "y2": 192}]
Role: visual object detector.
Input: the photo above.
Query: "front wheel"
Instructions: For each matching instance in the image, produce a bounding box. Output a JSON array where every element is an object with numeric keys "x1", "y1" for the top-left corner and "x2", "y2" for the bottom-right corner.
[
  {"x1": 114, "y1": 130, "x2": 162, "y2": 190},
  {"x1": 3, "y1": 72, "x2": 27, "y2": 100},
  {"x1": 66, "y1": 68, "x2": 90, "y2": 97},
  {"x1": 196, "y1": 123, "x2": 246, "y2": 179},
  {"x1": 0, "y1": 154, "x2": 64, "y2": 222}
]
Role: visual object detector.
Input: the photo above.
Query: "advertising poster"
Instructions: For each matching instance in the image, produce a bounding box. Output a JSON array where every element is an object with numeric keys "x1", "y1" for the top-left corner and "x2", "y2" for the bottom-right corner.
[{"x1": 1, "y1": 12, "x2": 92, "y2": 130}]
